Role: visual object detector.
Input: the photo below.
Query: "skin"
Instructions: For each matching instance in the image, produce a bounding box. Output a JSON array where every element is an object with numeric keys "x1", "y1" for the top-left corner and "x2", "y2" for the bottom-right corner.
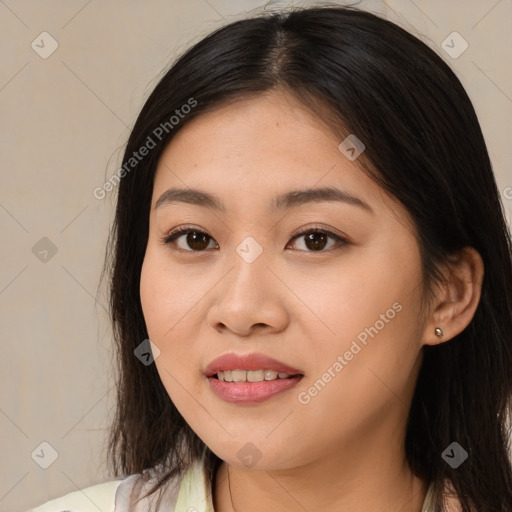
[{"x1": 140, "y1": 89, "x2": 484, "y2": 512}]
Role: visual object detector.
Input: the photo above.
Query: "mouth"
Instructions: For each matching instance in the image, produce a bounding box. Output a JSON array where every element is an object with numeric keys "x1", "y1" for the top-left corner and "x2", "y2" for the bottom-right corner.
[
  {"x1": 205, "y1": 352, "x2": 304, "y2": 403},
  {"x1": 213, "y1": 369, "x2": 302, "y2": 382}
]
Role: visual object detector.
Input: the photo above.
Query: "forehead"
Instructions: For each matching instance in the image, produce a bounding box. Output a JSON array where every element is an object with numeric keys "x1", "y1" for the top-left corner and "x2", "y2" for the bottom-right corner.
[
  {"x1": 156, "y1": 90, "x2": 341, "y2": 167},
  {"x1": 151, "y1": 90, "x2": 405, "y2": 222}
]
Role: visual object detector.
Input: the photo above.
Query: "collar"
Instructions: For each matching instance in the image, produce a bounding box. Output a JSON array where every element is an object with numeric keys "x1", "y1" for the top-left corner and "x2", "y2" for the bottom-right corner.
[
  {"x1": 175, "y1": 458, "x2": 215, "y2": 512},
  {"x1": 174, "y1": 459, "x2": 439, "y2": 512}
]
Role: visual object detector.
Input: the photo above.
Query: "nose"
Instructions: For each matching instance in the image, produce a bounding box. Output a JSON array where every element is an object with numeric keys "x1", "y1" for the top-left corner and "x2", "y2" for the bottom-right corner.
[{"x1": 206, "y1": 248, "x2": 290, "y2": 337}]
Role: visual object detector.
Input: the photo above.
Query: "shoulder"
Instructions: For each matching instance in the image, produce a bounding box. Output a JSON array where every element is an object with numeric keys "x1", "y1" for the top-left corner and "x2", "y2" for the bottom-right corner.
[
  {"x1": 441, "y1": 480, "x2": 463, "y2": 512},
  {"x1": 26, "y1": 480, "x2": 123, "y2": 512},
  {"x1": 422, "y1": 479, "x2": 463, "y2": 512},
  {"x1": 25, "y1": 459, "x2": 213, "y2": 512}
]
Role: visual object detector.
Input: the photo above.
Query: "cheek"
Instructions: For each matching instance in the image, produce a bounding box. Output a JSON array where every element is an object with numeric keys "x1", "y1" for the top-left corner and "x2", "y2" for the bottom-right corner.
[
  {"x1": 291, "y1": 245, "x2": 425, "y2": 411},
  {"x1": 139, "y1": 247, "x2": 207, "y2": 382},
  {"x1": 140, "y1": 248, "x2": 203, "y2": 339},
  {"x1": 140, "y1": 252, "x2": 161, "y2": 328},
  {"x1": 140, "y1": 253, "x2": 176, "y2": 347},
  {"x1": 290, "y1": 244, "x2": 422, "y2": 354},
  {"x1": 140, "y1": 250, "x2": 192, "y2": 385}
]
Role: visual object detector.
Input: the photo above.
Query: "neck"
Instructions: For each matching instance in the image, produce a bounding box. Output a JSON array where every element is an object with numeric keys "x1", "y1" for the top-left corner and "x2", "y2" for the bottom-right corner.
[{"x1": 212, "y1": 425, "x2": 427, "y2": 512}]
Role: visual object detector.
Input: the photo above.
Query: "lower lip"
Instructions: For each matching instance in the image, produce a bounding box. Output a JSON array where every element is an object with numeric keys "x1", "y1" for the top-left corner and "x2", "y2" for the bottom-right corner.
[{"x1": 208, "y1": 375, "x2": 303, "y2": 403}]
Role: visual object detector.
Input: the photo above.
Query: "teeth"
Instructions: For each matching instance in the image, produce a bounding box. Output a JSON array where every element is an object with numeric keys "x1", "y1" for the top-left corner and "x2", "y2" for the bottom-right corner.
[
  {"x1": 247, "y1": 370, "x2": 264, "y2": 382},
  {"x1": 216, "y1": 369, "x2": 294, "y2": 382},
  {"x1": 231, "y1": 370, "x2": 247, "y2": 382}
]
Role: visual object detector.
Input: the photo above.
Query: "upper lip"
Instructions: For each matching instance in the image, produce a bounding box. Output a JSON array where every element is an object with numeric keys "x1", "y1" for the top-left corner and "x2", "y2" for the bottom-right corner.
[{"x1": 205, "y1": 352, "x2": 304, "y2": 377}]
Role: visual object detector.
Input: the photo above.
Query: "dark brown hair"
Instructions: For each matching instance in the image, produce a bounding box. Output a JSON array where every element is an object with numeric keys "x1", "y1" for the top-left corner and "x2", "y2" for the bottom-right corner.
[{"x1": 102, "y1": 4, "x2": 512, "y2": 510}]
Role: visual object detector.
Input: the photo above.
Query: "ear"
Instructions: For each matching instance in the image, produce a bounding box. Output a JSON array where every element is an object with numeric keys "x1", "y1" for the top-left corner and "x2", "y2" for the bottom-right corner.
[{"x1": 422, "y1": 246, "x2": 484, "y2": 346}]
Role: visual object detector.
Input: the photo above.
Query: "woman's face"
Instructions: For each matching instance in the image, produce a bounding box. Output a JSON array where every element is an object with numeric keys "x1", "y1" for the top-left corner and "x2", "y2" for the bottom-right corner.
[{"x1": 140, "y1": 89, "x2": 429, "y2": 470}]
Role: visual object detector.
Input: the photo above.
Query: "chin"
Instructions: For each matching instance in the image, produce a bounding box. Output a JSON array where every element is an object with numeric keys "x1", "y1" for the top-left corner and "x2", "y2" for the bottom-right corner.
[{"x1": 205, "y1": 438, "x2": 305, "y2": 471}]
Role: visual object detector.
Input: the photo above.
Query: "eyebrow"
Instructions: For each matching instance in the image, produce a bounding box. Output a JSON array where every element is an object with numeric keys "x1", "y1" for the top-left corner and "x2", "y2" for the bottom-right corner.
[{"x1": 154, "y1": 186, "x2": 373, "y2": 214}]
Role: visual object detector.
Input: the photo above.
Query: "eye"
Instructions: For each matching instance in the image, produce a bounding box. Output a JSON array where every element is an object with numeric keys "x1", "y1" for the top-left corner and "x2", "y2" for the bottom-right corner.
[
  {"x1": 287, "y1": 227, "x2": 347, "y2": 252},
  {"x1": 161, "y1": 226, "x2": 217, "y2": 252},
  {"x1": 160, "y1": 225, "x2": 348, "y2": 252}
]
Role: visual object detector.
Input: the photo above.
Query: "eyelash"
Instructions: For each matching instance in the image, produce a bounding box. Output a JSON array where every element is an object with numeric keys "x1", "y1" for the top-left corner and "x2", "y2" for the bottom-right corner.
[{"x1": 160, "y1": 224, "x2": 348, "y2": 253}]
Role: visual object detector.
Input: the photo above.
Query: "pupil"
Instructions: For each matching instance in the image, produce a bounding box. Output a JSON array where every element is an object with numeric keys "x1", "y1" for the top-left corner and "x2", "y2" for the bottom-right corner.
[
  {"x1": 306, "y1": 232, "x2": 327, "y2": 251},
  {"x1": 188, "y1": 232, "x2": 209, "y2": 250}
]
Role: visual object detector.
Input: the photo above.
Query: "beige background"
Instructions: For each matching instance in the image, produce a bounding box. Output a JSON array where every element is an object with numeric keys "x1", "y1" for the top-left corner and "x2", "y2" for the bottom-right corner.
[{"x1": 1, "y1": 0, "x2": 511, "y2": 510}]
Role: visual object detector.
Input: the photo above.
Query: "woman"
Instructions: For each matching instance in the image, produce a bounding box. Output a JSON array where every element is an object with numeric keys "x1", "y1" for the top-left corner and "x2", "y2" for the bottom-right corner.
[{"x1": 29, "y1": 4, "x2": 512, "y2": 512}]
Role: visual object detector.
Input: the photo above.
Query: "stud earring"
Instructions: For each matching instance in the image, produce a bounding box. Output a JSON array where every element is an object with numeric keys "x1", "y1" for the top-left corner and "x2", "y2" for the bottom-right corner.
[{"x1": 434, "y1": 327, "x2": 444, "y2": 342}]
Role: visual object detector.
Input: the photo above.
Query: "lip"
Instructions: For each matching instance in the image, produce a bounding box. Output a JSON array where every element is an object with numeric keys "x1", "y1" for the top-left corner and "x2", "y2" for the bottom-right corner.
[
  {"x1": 208, "y1": 375, "x2": 303, "y2": 403},
  {"x1": 205, "y1": 352, "x2": 304, "y2": 404},
  {"x1": 205, "y1": 352, "x2": 303, "y2": 377}
]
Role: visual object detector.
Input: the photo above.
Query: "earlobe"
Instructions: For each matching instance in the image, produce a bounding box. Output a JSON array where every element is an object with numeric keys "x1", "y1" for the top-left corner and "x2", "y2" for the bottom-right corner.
[
  {"x1": 422, "y1": 246, "x2": 484, "y2": 346},
  {"x1": 434, "y1": 327, "x2": 444, "y2": 344}
]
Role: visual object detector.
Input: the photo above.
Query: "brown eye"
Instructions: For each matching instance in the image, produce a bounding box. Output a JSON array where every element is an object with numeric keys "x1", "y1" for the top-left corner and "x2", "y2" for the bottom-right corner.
[
  {"x1": 289, "y1": 229, "x2": 346, "y2": 252},
  {"x1": 163, "y1": 228, "x2": 217, "y2": 251},
  {"x1": 301, "y1": 232, "x2": 329, "y2": 251},
  {"x1": 162, "y1": 226, "x2": 347, "y2": 253}
]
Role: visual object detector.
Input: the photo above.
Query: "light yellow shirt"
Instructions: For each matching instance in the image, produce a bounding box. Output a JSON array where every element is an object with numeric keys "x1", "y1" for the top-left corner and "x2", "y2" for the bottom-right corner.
[
  {"x1": 27, "y1": 459, "x2": 214, "y2": 512},
  {"x1": 28, "y1": 459, "x2": 444, "y2": 512}
]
